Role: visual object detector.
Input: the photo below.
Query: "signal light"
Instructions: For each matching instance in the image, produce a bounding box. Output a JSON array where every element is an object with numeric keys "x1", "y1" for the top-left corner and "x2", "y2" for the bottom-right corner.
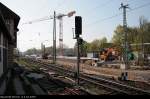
[{"x1": 75, "y1": 16, "x2": 82, "y2": 38}]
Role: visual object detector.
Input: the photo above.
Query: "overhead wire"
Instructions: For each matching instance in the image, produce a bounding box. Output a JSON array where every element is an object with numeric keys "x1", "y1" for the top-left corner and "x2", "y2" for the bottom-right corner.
[
  {"x1": 85, "y1": 0, "x2": 145, "y2": 27},
  {"x1": 54, "y1": 0, "x2": 66, "y2": 11},
  {"x1": 21, "y1": 0, "x2": 66, "y2": 25},
  {"x1": 21, "y1": 0, "x2": 116, "y2": 26},
  {"x1": 128, "y1": 1, "x2": 150, "y2": 12},
  {"x1": 85, "y1": 1, "x2": 150, "y2": 27},
  {"x1": 21, "y1": 0, "x2": 150, "y2": 27},
  {"x1": 83, "y1": 0, "x2": 115, "y2": 16}
]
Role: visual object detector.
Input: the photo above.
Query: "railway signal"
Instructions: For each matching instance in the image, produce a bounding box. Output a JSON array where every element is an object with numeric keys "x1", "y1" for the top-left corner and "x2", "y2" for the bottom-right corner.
[
  {"x1": 74, "y1": 16, "x2": 82, "y2": 86},
  {"x1": 75, "y1": 16, "x2": 82, "y2": 38}
]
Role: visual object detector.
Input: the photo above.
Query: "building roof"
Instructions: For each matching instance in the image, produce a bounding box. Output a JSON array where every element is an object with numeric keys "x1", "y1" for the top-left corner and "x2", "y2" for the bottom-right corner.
[
  {"x1": 0, "y1": 2, "x2": 20, "y2": 42},
  {"x1": 0, "y1": 11, "x2": 11, "y2": 40},
  {"x1": 0, "y1": 2, "x2": 20, "y2": 29}
]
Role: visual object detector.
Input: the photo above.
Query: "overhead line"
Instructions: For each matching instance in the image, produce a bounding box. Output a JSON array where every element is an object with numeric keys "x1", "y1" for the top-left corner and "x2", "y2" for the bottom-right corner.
[
  {"x1": 21, "y1": 0, "x2": 121, "y2": 26},
  {"x1": 86, "y1": 1, "x2": 150, "y2": 27},
  {"x1": 91, "y1": 0, "x2": 114, "y2": 10},
  {"x1": 21, "y1": 0, "x2": 66, "y2": 25},
  {"x1": 84, "y1": 0, "x2": 139, "y2": 23},
  {"x1": 22, "y1": 1, "x2": 150, "y2": 26},
  {"x1": 128, "y1": 0, "x2": 138, "y2": 4},
  {"x1": 54, "y1": 0, "x2": 66, "y2": 11},
  {"x1": 128, "y1": 2, "x2": 150, "y2": 12},
  {"x1": 86, "y1": 13, "x2": 122, "y2": 27},
  {"x1": 84, "y1": 0, "x2": 115, "y2": 16}
]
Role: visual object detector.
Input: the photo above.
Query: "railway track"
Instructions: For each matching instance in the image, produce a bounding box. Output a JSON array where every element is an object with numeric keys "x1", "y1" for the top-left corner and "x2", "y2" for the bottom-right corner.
[
  {"x1": 80, "y1": 74, "x2": 150, "y2": 95},
  {"x1": 23, "y1": 58, "x2": 150, "y2": 95},
  {"x1": 34, "y1": 75, "x2": 84, "y2": 95},
  {"x1": 20, "y1": 58, "x2": 89, "y2": 95}
]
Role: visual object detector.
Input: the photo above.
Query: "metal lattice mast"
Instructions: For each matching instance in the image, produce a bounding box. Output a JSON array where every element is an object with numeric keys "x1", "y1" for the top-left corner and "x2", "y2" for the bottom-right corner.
[{"x1": 120, "y1": 3, "x2": 129, "y2": 69}]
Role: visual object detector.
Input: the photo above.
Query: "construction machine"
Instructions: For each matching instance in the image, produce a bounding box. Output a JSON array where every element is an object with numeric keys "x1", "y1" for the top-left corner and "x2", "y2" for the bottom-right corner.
[{"x1": 99, "y1": 48, "x2": 119, "y2": 61}]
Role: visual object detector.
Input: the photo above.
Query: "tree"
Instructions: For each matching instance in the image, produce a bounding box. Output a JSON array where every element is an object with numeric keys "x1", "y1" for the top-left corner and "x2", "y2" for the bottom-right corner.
[
  {"x1": 74, "y1": 39, "x2": 89, "y2": 57},
  {"x1": 139, "y1": 17, "x2": 150, "y2": 54},
  {"x1": 112, "y1": 25, "x2": 124, "y2": 47},
  {"x1": 25, "y1": 48, "x2": 38, "y2": 55},
  {"x1": 98, "y1": 37, "x2": 108, "y2": 49},
  {"x1": 90, "y1": 39, "x2": 100, "y2": 51},
  {"x1": 112, "y1": 17, "x2": 150, "y2": 65},
  {"x1": 80, "y1": 40, "x2": 89, "y2": 57},
  {"x1": 112, "y1": 25, "x2": 142, "y2": 52}
]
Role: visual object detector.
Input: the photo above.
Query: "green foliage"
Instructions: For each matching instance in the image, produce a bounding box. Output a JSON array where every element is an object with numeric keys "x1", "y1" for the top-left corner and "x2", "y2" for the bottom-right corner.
[
  {"x1": 88, "y1": 37, "x2": 108, "y2": 51},
  {"x1": 112, "y1": 17, "x2": 150, "y2": 55},
  {"x1": 25, "y1": 48, "x2": 39, "y2": 55},
  {"x1": 24, "y1": 47, "x2": 53, "y2": 55},
  {"x1": 74, "y1": 37, "x2": 109, "y2": 56},
  {"x1": 112, "y1": 25, "x2": 124, "y2": 46},
  {"x1": 90, "y1": 39, "x2": 100, "y2": 51}
]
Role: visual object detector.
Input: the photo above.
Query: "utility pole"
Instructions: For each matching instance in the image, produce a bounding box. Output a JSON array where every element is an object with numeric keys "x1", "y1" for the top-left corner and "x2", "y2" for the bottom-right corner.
[
  {"x1": 53, "y1": 11, "x2": 57, "y2": 64},
  {"x1": 59, "y1": 17, "x2": 63, "y2": 56},
  {"x1": 120, "y1": 3, "x2": 130, "y2": 69}
]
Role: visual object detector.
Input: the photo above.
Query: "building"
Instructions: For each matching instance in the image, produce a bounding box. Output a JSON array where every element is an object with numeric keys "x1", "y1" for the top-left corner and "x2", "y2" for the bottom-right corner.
[
  {"x1": 0, "y1": 2, "x2": 20, "y2": 77},
  {"x1": 87, "y1": 51, "x2": 100, "y2": 58}
]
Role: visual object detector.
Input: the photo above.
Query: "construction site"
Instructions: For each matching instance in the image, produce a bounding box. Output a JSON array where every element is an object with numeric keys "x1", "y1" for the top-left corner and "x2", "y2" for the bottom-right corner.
[{"x1": 0, "y1": 0, "x2": 150, "y2": 96}]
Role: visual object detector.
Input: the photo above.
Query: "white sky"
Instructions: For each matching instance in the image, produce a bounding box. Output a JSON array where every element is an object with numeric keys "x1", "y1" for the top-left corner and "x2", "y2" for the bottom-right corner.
[{"x1": 0, "y1": 0, "x2": 150, "y2": 52}]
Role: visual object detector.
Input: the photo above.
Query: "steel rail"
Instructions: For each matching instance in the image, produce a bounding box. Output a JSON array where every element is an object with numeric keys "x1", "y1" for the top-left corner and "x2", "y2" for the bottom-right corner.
[{"x1": 23, "y1": 58, "x2": 150, "y2": 95}]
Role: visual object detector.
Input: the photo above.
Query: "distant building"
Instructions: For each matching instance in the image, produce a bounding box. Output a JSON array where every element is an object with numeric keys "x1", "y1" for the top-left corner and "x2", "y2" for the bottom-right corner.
[
  {"x1": 0, "y1": 2, "x2": 20, "y2": 77},
  {"x1": 87, "y1": 51, "x2": 99, "y2": 58}
]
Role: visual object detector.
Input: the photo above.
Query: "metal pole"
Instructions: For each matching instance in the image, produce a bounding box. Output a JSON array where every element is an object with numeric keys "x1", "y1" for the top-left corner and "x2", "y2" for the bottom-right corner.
[
  {"x1": 75, "y1": 16, "x2": 82, "y2": 85},
  {"x1": 77, "y1": 37, "x2": 80, "y2": 85},
  {"x1": 53, "y1": 12, "x2": 55, "y2": 63},
  {"x1": 59, "y1": 17, "x2": 63, "y2": 56},
  {"x1": 120, "y1": 3, "x2": 129, "y2": 69},
  {"x1": 53, "y1": 11, "x2": 57, "y2": 64},
  {"x1": 43, "y1": 45, "x2": 46, "y2": 55},
  {"x1": 54, "y1": 12, "x2": 57, "y2": 63},
  {"x1": 141, "y1": 25, "x2": 144, "y2": 66},
  {"x1": 41, "y1": 43, "x2": 43, "y2": 56},
  {"x1": 124, "y1": 5, "x2": 128, "y2": 69}
]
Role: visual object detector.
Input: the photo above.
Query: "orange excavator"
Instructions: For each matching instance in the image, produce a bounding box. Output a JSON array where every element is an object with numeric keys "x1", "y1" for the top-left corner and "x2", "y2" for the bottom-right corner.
[{"x1": 100, "y1": 47, "x2": 119, "y2": 61}]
